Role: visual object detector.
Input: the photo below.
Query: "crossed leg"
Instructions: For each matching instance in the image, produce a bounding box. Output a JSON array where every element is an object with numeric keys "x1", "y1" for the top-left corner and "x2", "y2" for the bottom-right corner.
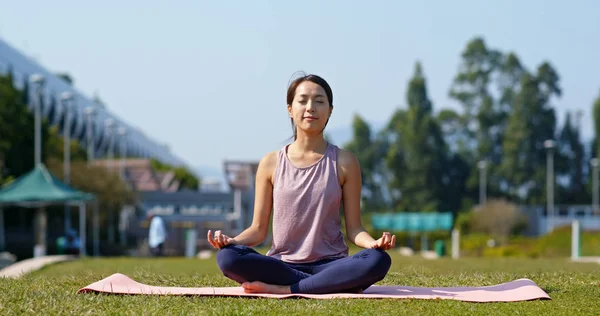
[{"x1": 216, "y1": 245, "x2": 391, "y2": 294}]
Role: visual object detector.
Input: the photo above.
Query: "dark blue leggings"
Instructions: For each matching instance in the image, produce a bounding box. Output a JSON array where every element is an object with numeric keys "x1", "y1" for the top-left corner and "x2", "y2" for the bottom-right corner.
[{"x1": 216, "y1": 245, "x2": 392, "y2": 294}]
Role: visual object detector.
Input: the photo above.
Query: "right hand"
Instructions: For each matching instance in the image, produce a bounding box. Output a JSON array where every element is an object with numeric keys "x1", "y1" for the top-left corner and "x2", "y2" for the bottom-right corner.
[{"x1": 207, "y1": 230, "x2": 234, "y2": 249}]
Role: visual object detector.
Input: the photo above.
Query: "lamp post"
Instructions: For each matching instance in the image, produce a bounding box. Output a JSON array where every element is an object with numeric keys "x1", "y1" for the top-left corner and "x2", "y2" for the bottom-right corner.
[
  {"x1": 117, "y1": 126, "x2": 127, "y2": 180},
  {"x1": 591, "y1": 158, "x2": 599, "y2": 215},
  {"x1": 544, "y1": 139, "x2": 556, "y2": 234},
  {"x1": 84, "y1": 106, "x2": 96, "y2": 166},
  {"x1": 30, "y1": 74, "x2": 45, "y2": 166},
  {"x1": 30, "y1": 74, "x2": 46, "y2": 256},
  {"x1": 117, "y1": 126, "x2": 128, "y2": 247},
  {"x1": 105, "y1": 118, "x2": 116, "y2": 172},
  {"x1": 60, "y1": 91, "x2": 74, "y2": 233},
  {"x1": 477, "y1": 160, "x2": 488, "y2": 207}
]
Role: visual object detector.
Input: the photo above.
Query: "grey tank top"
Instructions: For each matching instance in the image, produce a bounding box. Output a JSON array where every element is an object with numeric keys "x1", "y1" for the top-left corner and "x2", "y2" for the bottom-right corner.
[{"x1": 266, "y1": 142, "x2": 349, "y2": 263}]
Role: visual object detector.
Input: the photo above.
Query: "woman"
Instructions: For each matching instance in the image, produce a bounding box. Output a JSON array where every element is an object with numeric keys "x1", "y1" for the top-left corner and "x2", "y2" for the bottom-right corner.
[{"x1": 207, "y1": 74, "x2": 395, "y2": 294}]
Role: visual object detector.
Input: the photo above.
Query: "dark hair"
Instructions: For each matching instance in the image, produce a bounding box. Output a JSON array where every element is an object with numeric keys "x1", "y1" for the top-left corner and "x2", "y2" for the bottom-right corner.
[{"x1": 286, "y1": 73, "x2": 334, "y2": 140}]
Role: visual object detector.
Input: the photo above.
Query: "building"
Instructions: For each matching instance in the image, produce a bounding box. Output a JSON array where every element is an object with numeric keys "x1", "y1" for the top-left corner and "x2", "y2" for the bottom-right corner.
[
  {"x1": 0, "y1": 37, "x2": 191, "y2": 169},
  {"x1": 520, "y1": 204, "x2": 600, "y2": 236},
  {"x1": 130, "y1": 160, "x2": 260, "y2": 255},
  {"x1": 92, "y1": 159, "x2": 181, "y2": 192}
]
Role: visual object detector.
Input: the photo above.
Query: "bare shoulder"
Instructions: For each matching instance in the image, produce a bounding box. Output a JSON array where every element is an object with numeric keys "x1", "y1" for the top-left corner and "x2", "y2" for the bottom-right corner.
[
  {"x1": 336, "y1": 148, "x2": 360, "y2": 184},
  {"x1": 257, "y1": 150, "x2": 279, "y2": 182}
]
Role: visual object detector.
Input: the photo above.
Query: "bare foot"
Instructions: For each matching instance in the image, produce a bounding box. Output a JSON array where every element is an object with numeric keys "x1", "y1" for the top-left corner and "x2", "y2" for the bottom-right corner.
[{"x1": 242, "y1": 281, "x2": 291, "y2": 294}]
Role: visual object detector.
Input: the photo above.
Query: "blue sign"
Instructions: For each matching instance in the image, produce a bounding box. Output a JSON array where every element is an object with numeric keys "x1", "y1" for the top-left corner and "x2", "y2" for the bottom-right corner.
[{"x1": 371, "y1": 212, "x2": 454, "y2": 232}]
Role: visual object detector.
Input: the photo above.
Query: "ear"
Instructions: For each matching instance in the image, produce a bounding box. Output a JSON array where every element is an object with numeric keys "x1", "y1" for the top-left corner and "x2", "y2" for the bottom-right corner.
[
  {"x1": 287, "y1": 104, "x2": 293, "y2": 117},
  {"x1": 329, "y1": 105, "x2": 334, "y2": 116}
]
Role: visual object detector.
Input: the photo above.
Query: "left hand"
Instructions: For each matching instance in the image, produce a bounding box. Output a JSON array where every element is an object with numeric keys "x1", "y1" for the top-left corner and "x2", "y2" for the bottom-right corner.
[{"x1": 371, "y1": 232, "x2": 396, "y2": 250}]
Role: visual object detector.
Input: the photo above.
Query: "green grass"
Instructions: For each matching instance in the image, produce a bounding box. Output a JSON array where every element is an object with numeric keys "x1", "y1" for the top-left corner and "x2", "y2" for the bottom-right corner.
[{"x1": 1, "y1": 250, "x2": 599, "y2": 315}]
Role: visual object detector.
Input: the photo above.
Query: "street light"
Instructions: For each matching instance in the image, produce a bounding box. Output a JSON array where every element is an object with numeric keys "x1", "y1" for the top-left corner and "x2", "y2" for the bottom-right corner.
[
  {"x1": 84, "y1": 106, "x2": 96, "y2": 166},
  {"x1": 60, "y1": 91, "x2": 74, "y2": 233},
  {"x1": 477, "y1": 160, "x2": 488, "y2": 207},
  {"x1": 117, "y1": 126, "x2": 127, "y2": 180},
  {"x1": 591, "y1": 158, "x2": 599, "y2": 215},
  {"x1": 104, "y1": 119, "x2": 117, "y2": 244},
  {"x1": 105, "y1": 118, "x2": 116, "y2": 172},
  {"x1": 29, "y1": 74, "x2": 46, "y2": 256},
  {"x1": 30, "y1": 74, "x2": 45, "y2": 166},
  {"x1": 544, "y1": 139, "x2": 556, "y2": 234}
]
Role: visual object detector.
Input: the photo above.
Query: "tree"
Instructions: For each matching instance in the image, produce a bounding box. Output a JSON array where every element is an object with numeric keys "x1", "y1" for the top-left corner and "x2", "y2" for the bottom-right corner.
[
  {"x1": 0, "y1": 72, "x2": 84, "y2": 183},
  {"x1": 46, "y1": 158, "x2": 137, "y2": 225},
  {"x1": 449, "y1": 37, "x2": 503, "y2": 161},
  {"x1": 150, "y1": 159, "x2": 200, "y2": 191},
  {"x1": 556, "y1": 112, "x2": 586, "y2": 204},
  {"x1": 343, "y1": 114, "x2": 386, "y2": 210},
  {"x1": 500, "y1": 62, "x2": 560, "y2": 203},
  {"x1": 385, "y1": 62, "x2": 448, "y2": 211},
  {"x1": 592, "y1": 91, "x2": 600, "y2": 158},
  {"x1": 448, "y1": 37, "x2": 508, "y2": 206},
  {"x1": 0, "y1": 73, "x2": 36, "y2": 182}
]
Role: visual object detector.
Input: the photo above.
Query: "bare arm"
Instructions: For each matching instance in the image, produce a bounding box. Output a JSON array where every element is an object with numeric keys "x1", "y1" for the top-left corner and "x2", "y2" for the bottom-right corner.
[
  {"x1": 208, "y1": 151, "x2": 277, "y2": 248},
  {"x1": 339, "y1": 149, "x2": 395, "y2": 250}
]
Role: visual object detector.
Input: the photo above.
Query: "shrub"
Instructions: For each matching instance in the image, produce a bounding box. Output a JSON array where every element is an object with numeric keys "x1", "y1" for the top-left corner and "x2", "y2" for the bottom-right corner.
[{"x1": 470, "y1": 199, "x2": 528, "y2": 244}]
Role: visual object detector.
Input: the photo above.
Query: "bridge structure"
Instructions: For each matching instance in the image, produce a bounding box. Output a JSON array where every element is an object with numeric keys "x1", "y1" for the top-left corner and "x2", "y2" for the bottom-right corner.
[{"x1": 0, "y1": 38, "x2": 190, "y2": 168}]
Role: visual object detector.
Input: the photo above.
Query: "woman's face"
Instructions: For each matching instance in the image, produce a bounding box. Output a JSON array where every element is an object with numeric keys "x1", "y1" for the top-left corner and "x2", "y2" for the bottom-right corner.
[{"x1": 288, "y1": 81, "x2": 332, "y2": 136}]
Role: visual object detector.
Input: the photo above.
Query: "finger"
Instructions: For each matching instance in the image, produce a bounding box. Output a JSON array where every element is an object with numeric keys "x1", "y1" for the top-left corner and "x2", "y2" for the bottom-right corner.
[
  {"x1": 372, "y1": 238, "x2": 380, "y2": 248},
  {"x1": 385, "y1": 235, "x2": 395, "y2": 250},
  {"x1": 218, "y1": 233, "x2": 226, "y2": 247},
  {"x1": 390, "y1": 235, "x2": 396, "y2": 248},
  {"x1": 207, "y1": 230, "x2": 217, "y2": 248},
  {"x1": 381, "y1": 233, "x2": 389, "y2": 246},
  {"x1": 214, "y1": 230, "x2": 222, "y2": 247}
]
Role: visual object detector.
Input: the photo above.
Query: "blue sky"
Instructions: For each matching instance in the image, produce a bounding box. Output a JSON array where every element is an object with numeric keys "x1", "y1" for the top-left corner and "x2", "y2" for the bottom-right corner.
[{"x1": 1, "y1": 1, "x2": 599, "y2": 178}]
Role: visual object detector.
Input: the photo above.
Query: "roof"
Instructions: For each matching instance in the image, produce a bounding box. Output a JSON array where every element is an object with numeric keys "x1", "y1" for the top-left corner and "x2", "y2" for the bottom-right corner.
[
  {"x1": 91, "y1": 159, "x2": 180, "y2": 192},
  {"x1": 0, "y1": 164, "x2": 95, "y2": 206}
]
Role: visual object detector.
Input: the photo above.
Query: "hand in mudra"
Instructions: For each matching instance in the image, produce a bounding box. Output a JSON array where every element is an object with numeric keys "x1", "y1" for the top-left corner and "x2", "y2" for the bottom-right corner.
[
  {"x1": 371, "y1": 232, "x2": 396, "y2": 250},
  {"x1": 207, "y1": 230, "x2": 234, "y2": 249}
]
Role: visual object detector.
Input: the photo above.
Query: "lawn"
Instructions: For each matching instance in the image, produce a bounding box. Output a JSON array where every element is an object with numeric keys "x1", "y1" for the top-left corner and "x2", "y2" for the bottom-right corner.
[{"x1": 1, "y1": 250, "x2": 599, "y2": 315}]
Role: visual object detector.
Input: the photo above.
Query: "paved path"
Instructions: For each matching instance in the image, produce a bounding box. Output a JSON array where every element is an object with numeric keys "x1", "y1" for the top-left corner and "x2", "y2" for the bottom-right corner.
[
  {"x1": 0, "y1": 255, "x2": 76, "y2": 279},
  {"x1": 572, "y1": 256, "x2": 600, "y2": 264}
]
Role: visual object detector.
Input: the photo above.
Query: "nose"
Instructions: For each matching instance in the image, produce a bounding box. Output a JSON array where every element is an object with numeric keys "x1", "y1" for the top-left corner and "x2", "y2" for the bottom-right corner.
[{"x1": 306, "y1": 100, "x2": 315, "y2": 112}]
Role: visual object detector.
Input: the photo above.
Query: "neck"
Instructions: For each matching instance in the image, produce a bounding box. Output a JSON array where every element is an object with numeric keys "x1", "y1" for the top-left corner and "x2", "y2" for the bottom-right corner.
[{"x1": 293, "y1": 132, "x2": 328, "y2": 153}]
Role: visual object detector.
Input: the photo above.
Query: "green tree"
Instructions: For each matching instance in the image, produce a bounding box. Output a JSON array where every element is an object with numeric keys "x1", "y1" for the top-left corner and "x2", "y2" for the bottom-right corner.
[
  {"x1": 556, "y1": 112, "x2": 586, "y2": 204},
  {"x1": 343, "y1": 114, "x2": 387, "y2": 210},
  {"x1": 449, "y1": 38, "x2": 518, "y2": 205},
  {"x1": 0, "y1": 72, "x2": 36, "y2": 182},
  {"x1": 47, "y1": 158, "x2": 136, "y2": 226},
  {"x1": 500, "y1": 63, "x2": 560, "y2": 203},
  {"x1": 592, "y1": 91, "x2": 600, "y2": 158},
  {"x1": 150, "y1": 159, "x2": 200, "y2": 191},
  {"x1": 385, "y1": 62, "x2": 447, "y2": 211},
  {"x1": 449, "y1": 37, "x2": 502, "y2": 160}
]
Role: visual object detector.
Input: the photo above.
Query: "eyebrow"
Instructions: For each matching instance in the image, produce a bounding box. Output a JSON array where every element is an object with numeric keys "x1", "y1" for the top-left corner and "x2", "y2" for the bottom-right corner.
[{"x1": 298, "y1": 94, "x2": 326, "y2": 98}]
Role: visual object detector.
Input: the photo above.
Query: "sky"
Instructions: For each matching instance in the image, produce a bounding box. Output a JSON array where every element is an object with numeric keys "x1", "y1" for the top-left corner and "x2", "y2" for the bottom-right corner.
[{"x1": 1, "y1": 1, "x2": 599, "y2": 178}]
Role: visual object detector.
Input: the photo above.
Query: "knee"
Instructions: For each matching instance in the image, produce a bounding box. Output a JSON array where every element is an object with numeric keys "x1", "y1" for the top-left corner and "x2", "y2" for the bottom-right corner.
[
  {"x1": 362, "y1": 249, "x2": 392, "y2": 276},
  {"x1": 216, "y1": 245, "x2": 245, "y2": 274}
]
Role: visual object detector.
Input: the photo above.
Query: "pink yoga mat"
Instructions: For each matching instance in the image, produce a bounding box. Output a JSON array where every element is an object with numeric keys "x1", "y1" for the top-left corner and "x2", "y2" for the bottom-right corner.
[{"x1": 77, "y1": 273, "x2": 550, "y2": 302}]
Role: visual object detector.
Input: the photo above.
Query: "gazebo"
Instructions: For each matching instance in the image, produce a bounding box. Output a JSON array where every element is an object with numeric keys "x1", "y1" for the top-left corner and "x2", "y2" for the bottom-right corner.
[{"x1": 0, "y1": 164, "x2": 98, "y2": 257}]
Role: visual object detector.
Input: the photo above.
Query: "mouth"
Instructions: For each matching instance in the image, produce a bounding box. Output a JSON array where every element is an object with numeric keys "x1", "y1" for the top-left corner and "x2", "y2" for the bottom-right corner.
[{"x1": 303, "y1": 116, "x2": 318, "y2": 120}]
